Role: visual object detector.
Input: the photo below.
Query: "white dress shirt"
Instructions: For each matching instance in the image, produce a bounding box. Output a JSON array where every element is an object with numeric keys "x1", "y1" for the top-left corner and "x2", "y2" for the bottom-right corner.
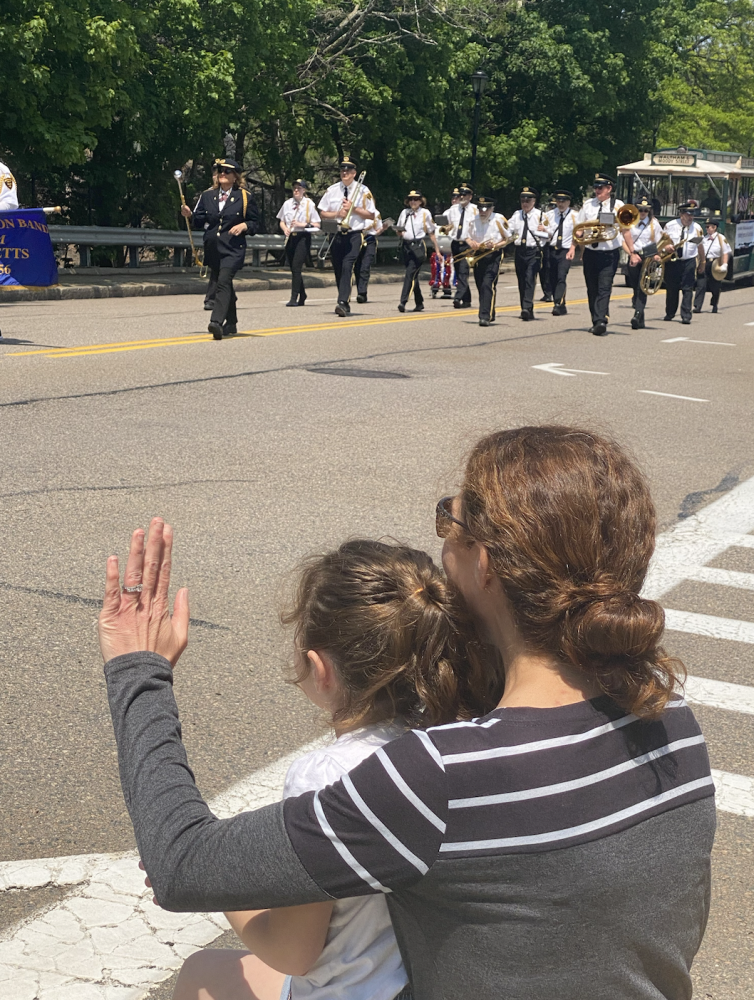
[
  {"x1": 508, "y1": 208, "x2": 553, "y2": 248},
  {"x1": 574, "y1": 196, "x2": 626, "y2": 251},
  {"x1": 663, "y1": 219, "x2": 704, "y2": 260},
  {"x1": 317, "y1": 181, "x2": 375, "y2": 232},
  {"x1": 468, "y1": 212, "x2": 510, "y2": 247},
  {"x1": 0, "y1": 163, "x2": 19, "y2": 211},
  {"x1": 546, "y1": 207, "x2": 575, "y2": 249},
  {"x1": 700, "y1": 232, "x2": 732, "y2": 260},
  {"x1": 628, "y1": 217, "x2": 663, "y2": 253},
  {"x1": 445, "y1": 201, "x2": 479, "y2": 241},
  {"x1": 276, "y1": 196, "x2": 321, "y2": 229},
  {"x1": 396, "y1": 207, "x2": 435, "y2": 240}
]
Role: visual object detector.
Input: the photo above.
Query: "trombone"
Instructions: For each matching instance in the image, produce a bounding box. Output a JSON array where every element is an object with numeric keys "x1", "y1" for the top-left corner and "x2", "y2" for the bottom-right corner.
[
  {"x1": 454, "y1": 234, "x2": 513, "y2": 266},
  {"x1": 572, "y1": 204, "x2": 640, "y2": 246},
  {"x1": 318, "y1": 170, "x2": 368, "y2": 262},
  {"x1": 173, "y1": 168, "x2": 204, "y2": 271}
]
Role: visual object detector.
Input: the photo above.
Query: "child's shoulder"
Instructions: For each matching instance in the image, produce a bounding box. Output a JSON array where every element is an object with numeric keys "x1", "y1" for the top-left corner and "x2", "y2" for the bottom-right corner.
[{"x1": 283, "y1": 721, "x2": 408, "y2": 799}]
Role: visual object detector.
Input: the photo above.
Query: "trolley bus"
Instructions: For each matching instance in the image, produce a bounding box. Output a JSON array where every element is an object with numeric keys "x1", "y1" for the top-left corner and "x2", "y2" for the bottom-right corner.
[{"x1": 616, "y1": 146, "x2": 754, "y2": 283}]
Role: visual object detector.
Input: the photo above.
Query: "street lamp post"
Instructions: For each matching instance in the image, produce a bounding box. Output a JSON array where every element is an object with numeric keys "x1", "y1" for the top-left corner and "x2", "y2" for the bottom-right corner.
[{"x1": 470, "y1": 69, "x2": 488, "y2": 190}]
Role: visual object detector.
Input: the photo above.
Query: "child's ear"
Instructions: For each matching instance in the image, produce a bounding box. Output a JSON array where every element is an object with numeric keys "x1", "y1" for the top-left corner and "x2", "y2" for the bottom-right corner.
[{"x1": 306, "y1": 650, "x2": 338, "y2": 694}]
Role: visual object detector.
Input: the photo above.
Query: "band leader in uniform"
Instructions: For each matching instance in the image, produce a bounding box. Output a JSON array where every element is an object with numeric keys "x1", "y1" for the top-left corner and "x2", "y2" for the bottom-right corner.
[
  {"x1": 445, "y1": 184, "x2": 477, "y2": 309},
  {"x1": 545, "y1": 190, "x2": 575, "y2": 315},
  {"x1": 624, "y1": 196, "x2": 662, "y2": 330},
  {"x1": 182, "y1": 158, "x2": 260, "y2": 340},
  {"x1": 395, "y1": 191, "x2": 440, "y2": 312},
  {"x1": 568, "y1": 173, "x2": 636, "y2": 337},
  {"x1": 662, "y1": 201, "x2": 704, "y2": 325},
  {"x1": 694, "y1": 213, "x2": 731, "y2": 314},
  {"x1": 508, "y1": 187, "x2": 553, "y2": 321},
  {"x1": 318, "y1": 158, "x2": 376, "y2": 317},
  {"x1": 277, "y1": 179, "x2": 321, "y2": 307},
  {"x1": 466, "y1": 196, "x2": 510, "y2": 327}
]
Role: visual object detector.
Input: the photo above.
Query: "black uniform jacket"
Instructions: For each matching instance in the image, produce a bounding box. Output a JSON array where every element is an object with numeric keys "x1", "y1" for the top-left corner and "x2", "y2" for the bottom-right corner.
[{"x1": 192, "y1": 187, "x2": 261, "y2": 269}]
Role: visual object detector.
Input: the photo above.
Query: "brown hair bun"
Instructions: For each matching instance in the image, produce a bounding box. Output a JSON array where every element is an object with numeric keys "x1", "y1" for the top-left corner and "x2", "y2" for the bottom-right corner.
[{"x1": 461, "y1": 426, "x2": 684, "y2": 718}]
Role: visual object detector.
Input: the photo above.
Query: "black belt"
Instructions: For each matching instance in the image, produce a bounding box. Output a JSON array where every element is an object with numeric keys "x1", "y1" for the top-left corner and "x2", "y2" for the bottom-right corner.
[{"x1": 404, "y1": 238, "x2": 425, "y2": 246}]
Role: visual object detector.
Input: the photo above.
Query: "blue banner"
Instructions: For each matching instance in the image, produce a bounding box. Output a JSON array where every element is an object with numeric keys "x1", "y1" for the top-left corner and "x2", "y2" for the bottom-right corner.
[{"x1": 0, "y1": 209, "x2": 58, "y2": 287}]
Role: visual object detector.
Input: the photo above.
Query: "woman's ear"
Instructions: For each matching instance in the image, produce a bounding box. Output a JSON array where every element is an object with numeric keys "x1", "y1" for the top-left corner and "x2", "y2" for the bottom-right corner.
[{"x1": 306, "y1": 650, "x2": 338, "y2": 694}]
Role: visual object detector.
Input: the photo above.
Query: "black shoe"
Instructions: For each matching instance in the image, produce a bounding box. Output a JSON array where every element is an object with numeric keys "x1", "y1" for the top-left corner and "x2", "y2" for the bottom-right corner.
[
  {"x1": 540, "y1": 295, "x2": 553, "y2": 302},
  {"x1": 335, "y1": 302, "x2": 348, "y2": 317},
  {"x1": 397, "y1": 303, "x2": 406, "y2": 312},
  {"x1": 461, "y1": 301, "x2": 472, "y2": 309},
  {"x1": 453, "y1": 299, "x2": 462, "y2": 309},
  {"x1": 413, "y1": 303, "x2": 424, "y2": 312},
  {"x1": 286, "y1": 300, "x2": 300, "y2": 307},
  {"x1": 592, "y1": 323, "x2": 608, "y2": 336},
  {"x1": 693, "y1": 307, "x2": 701, "y2": 313},
  {"x1": 356, "y1": 293, "x2": 367, "y2": 304},
  {"x1": 208, "y1": 320, "x2": 223, "y2": 340},
  {"x1": 299, "y1": 291, "x2": 307, "y2": 305},
  {"x1": 204, "y1": 301, "x2": 214, "y2": 311},
  {"x1": 682, "y1": 318, "x2": 691, "y2": 325},
  {"x1": 630, "y1": 316, "x2": 645, "y2": 330},
  {"x1": 223, "y1": 323, "x2": 237, "y2": 337},
  {"x1": 521, "y1": 310, "x2": 532, "y2": 321},
  {"x1": 479, "y1": 318, "x2": 490, "y2": 327},
  {"x1": 711, "y1": 305, "x2": 718, "y2": 313},
  {"x1": 442, "y1": 290, "x2": 452, "y2": 298},
  {"x1": 663, "y1": 315, "x2": 673, "y2": 321}
]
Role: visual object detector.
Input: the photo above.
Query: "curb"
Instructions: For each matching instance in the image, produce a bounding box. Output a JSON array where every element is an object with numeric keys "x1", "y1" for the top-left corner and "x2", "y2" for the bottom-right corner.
[{"x1": 0, "y1": 271, "x2": 405, "y2": 303}]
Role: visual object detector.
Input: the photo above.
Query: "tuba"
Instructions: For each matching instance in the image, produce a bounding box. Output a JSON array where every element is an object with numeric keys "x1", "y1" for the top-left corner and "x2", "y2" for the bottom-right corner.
[{"x1": 572, "y1": 203, "x2": 640, "y2": 246}]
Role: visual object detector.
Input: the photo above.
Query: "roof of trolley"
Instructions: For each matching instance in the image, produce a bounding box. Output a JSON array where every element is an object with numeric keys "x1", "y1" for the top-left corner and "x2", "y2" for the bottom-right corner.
[{"x1": 617, "y1": 147, "x2": 754, "y2": 177}]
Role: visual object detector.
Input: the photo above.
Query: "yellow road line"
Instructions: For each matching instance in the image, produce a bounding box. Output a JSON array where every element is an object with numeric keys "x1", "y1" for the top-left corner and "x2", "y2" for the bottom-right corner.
[{"x1": 6, "y1": 293, "x2": 634, "y2": 359}]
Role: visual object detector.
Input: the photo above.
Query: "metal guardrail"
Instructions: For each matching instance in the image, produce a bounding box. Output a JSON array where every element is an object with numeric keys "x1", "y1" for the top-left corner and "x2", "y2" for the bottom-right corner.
[{"x1": 47, "y1": 226, "x2": 401, "y2": 268}]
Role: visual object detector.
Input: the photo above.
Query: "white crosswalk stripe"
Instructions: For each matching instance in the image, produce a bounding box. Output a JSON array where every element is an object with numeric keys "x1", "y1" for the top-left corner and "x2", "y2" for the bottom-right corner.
[{"x1": 2, "y1": 478, "x2": 754, "y2": 998}]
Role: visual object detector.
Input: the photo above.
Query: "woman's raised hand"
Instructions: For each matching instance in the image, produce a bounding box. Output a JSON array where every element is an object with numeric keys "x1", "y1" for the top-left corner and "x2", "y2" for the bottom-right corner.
[
  {"x1": 98, "y1": 517, "x2": 189, "y2": 666},
  {"x1": 180, "y1": 205, "x2": 192, "y2": 218}
]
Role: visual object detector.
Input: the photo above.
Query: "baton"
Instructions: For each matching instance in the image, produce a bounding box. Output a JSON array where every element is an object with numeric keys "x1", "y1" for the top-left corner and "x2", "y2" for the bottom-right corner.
[{"x1": 173, "y1": 168, "x2": 203, "y2": 270}]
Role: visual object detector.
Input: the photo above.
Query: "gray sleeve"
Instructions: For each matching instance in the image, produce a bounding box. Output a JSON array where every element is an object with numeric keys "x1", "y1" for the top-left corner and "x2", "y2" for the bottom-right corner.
[{"x1": 104, "y1": 651, "x2": 332, "y2": 912}]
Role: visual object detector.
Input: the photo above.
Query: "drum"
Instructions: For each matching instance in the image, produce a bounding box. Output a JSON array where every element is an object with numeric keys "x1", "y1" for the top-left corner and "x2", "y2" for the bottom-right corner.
[{"x1": 437, "y1": 235, "x2": 452, "y2": 254}]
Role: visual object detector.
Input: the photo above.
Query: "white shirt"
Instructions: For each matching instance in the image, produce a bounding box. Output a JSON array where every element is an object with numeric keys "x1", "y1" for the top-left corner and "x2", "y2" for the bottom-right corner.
[
  {"x1": 575, "y1": 196, "x2": 626, "y2": 251},
  {"x1": 445, "y1": 201, "x2": 478, "y2": 241},
  {"x1": 0, "y1": 163, "x2": 19, "y2": 211},
  {"x1": 546, "y1": 207, "x2": 575, "y2": 249},
  {"x1": 508, "y1": 208, "x2": 553, "y2": 248},
  {"x1": 628, "y1": 216, "x2": 663, "y2": 253},
  {"x1": 663, "y1": 219, "x2": 704, "y2": 260},
  {"x1": 276, "y1": 196, "x2": 321, "y2": 229},
  {"x1": 396, "y1": 207, "x2": 435, "y2": 240},
  {"x1": 701, "y1": 232, "x2": 732, "y2": 260},
  {"x1": 317, "y1": 180, "x2": 376, "y2": 232},
  {"x1": 284, "y1": 723, "x2": 409, "y2": 1000},
  {"x1": 468, "y1": 212, "x2": 509, "y2": 247}
]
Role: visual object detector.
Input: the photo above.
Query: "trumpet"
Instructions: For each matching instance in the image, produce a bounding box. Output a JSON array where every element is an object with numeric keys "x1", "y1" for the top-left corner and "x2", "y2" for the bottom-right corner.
[
  {"x1": 173, "y1": 168, "x2": 203, "y2": 270},
  {"x1": 572, "y1": 203, "x2": 640, "y2": 246}
]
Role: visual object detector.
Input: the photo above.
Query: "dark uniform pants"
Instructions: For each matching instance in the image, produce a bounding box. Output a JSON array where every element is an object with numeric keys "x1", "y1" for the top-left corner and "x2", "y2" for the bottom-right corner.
[
  {"x1": 331, "y1": 231, "x2": 363, "y2": 304},
  {"x1": 515, "y1": 246, "x2": 541, "y2": 313},
  {"x1": 540, "y1": 245, "x2": 552, "y2": 298},
  {"x1": 664, "y1": 257, "x2": 697, "y2": 322},
  {"x1": 205, "y1": 239, "x2": 242, "y2": 328},
  {"x1": 549, "y1": 247, "x2": 571, "y2": 306},
  {"x1": 401, "y1": 240, "x2": 426, "y2": 306},
  {"x1": 474, "y1": 250, "x2": 503, "y2": 321},
  {"x1": 626, "y1": 260, "x2": 647, "y2": 317},
  {"x1": 582, "y1": 248, "x2": 620, "y2": 326},
  {"x1": 204, "y1": 271, "x2": 217, "y2": 309},
  {"x1": 451, "y1": 240, "x2": 472, "y2": 305},
  {"x1": 285, "y1": 233, "x2": 310, "y2": 302},
  {"x1": 355, "y1": 236, "x2": 377, "y2": 296},
  {"x1": 694, "y1": 260, "x2": 723, "y2": 311}
]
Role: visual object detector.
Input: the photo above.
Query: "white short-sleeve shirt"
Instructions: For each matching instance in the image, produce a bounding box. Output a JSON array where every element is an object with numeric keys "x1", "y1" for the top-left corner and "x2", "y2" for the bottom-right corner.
[
  {"x1": 317, "y1": 181, "x2": 375, "y2": 232},
  {"x1": 700, "y1": 231, "x2": 732, "y2": 259},
  {"x1": 396, "y1": 207, "x2": 435, "y2": 240},
  {"x1": 663, "y1": 219, "x2": 704, "y2": 260},
  {"x1": 546, "y1": 207, "x2": 575, "y2": 249},
  {"x1": 444, "y1": 201, "x2": 478, "y2": 241},
  {"x1": 283, "y1": 722, "x2": 410, "y2": 1000},
  {"x1": 575, "y1": 196, "x2": 626, "y2": 252},
  {"x1": 508, "y1": 208, "x2": 553, "y2": 247},
  {"x1": 276, "y1": 197, "x2": 321, "y2": 228},
  {"x1": 468, "y1": 212, "x2": 509, "y2": 246},
  {"x1": 628, "y1": 216, "x2": 663, "y2": 253}
]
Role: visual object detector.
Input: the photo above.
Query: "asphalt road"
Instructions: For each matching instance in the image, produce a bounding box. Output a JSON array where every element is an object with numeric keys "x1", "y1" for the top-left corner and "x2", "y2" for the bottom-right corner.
[{"x1": 0, "y1": 269, "x2": 753, "y2": 998}]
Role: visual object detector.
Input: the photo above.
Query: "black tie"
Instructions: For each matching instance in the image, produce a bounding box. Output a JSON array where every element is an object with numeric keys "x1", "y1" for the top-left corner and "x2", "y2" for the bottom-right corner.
[
  {"x1": 555, "y1": 211, "x2": 565, "y2": 250},
  {"x1": 521, "y1": 211, "x2": 530, "y2": 246},
  {"x1": 457, "y1": 206, "x2": 466, "y2": 241},
  {"x1": 344, "y1": 184, "x2": 349, "y2": 199}
]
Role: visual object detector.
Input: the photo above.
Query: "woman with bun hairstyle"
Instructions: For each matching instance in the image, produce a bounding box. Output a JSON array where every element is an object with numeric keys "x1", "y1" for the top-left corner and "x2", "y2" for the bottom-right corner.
[{"x1": 100, "y1": 425, "x2": 715, "y2": 1000}]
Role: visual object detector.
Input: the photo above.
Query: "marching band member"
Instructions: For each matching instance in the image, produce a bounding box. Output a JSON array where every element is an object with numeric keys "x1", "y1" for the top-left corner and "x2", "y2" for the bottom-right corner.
[
  {"x1": 445, "y1": 184, "x2": 478, "y2": 309},
  {"x1": 354, "y1": 210, "x2": 387, "y2": 304},
  {"x1": 395, "y1": 190, "x2": 440, "y2": 312},
  {"x1": 545, "y1": 189, "x2": 575, "y2": 315},
  {"x1": 318, "y1": 157, "x2": 376, "y2": 317},
  {"x1": 662, "y1": 201, "x2": 704, "y2": 325},
  {"x1": 0, "y1": 160, "x2": 19, "y2": 211},
  {"x1": 182, "y1": 158, "x2": 260, "y2": 340},
  {"x1": 276, "y1": 179, "x2": 320, "y2": 307},
  {"x1": 430, "y1": 188, "x2": 459, "y2": 299},
  {"x1": 539, "y1": 197, "x2": 557, "y2": 303},
  {"x1": 568, "y1": 173, "x2": 635, "y2": 337},
  {"x1": 508, "y1": 186, "x2": 553, "y2": 321},
  {"x1": 694, "y1": 213, "x2": 731, "y2": 314},
  {"x1": 466, "y1": 196, "x2": 510, "y2": 327},
  {"x1": 624, "y1": 196, "x2": 662, "y2": 329}
]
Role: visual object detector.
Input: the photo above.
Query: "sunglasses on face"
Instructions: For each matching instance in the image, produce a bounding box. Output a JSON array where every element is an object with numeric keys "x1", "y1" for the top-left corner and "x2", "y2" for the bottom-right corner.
[
  {"x1": 435, "y1": 496, "x2": 470, "y2": 538},
  {"x1": 217, "y1": 167, "x2": 234, "y2": 175}
]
